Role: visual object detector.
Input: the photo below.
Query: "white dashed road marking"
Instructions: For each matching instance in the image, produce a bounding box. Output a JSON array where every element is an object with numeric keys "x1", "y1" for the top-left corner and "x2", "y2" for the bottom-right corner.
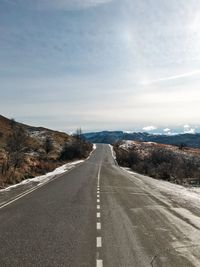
[
  {"x1": 96, "y1": 259, "x2": 103, "y2": 267},
  {"x1": 96, "y1": 162, "x2": 103, "y2": 267},
  {"x1": 97, "y1": 222, "x2": 101, "y2": 230},
  {"x1": 96, "y1": 237, "x2": 102, "y2": 248}
]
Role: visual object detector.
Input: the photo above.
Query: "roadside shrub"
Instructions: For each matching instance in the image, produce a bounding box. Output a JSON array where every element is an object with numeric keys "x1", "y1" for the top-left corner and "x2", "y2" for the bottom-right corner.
[
  {"x1": 150, "y1": 149, "x2": 175, "y2": 166},
  {"x1": 6, "y1": 122, "x2": 28, "y2": 169},
  {"x1": 115, "y1": 147, "x2": 139, "y2": 168},
  {"x1": 44, "y1": 136, "x2": 54, "y2": 155},
  {"x1": 60, "y1": 139, "x2": 92, "y2": 161},
  {"x1": 114, "y1": 144, "x2": 200, "y2": 184},
  {"x1": 31, "y1": 160, "x2": 58, "y2": 175}
]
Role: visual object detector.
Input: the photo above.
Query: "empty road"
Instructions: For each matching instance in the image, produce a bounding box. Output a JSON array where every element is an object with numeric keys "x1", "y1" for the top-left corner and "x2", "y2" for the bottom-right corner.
[{"x1": 0, "y1": 144, "x2": 200, "y2": 266}]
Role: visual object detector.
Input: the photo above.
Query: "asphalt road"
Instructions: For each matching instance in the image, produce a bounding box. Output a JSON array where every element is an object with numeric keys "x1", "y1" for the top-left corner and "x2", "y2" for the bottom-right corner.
[{"x1": 0, "y1": 144, "x2": 200, "y2": 267}]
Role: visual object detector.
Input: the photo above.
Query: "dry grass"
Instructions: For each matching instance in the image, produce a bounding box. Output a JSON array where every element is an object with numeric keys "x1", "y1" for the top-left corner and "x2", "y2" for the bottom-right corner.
[
  {"x1": 0, "y1": 115, "x2": 92, "y2": 188},
  {"x1": 115, "y1": 141, "x2": 200, "y2": 185}
]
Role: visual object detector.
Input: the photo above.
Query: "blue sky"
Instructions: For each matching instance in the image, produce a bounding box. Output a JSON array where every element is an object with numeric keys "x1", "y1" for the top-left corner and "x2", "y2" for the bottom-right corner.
[{"x1": 1, "y1": 0, "x2": 200, "y2": 134}]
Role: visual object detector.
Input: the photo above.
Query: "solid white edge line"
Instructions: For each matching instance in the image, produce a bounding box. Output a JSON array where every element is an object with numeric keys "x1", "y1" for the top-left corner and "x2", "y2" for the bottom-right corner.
[
  {"x1": 0, "y1": 186, "x2": 43, "y2": 210},
  {"x1": 0, "y1": 167, "x2": 70, "y2": 210},
  {"x1": 0, "y1": 167, "x2": 73, "y2": 210}
]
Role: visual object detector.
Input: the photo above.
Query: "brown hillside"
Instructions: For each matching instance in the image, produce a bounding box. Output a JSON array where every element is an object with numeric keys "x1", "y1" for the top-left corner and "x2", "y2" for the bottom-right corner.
[
  {"x1": 0, "y1": 115, "x2": 91, "y2": 188},
  {"x1": 0, "y1": 114, "x2": 72, "y2": 152}
]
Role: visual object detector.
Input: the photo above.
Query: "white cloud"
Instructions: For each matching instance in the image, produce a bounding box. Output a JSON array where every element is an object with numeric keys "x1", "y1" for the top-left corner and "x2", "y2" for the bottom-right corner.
[
  {"x1": 123, "y1": 130, "x2": 132, "y2": 134},
  {"x1": 163, "y1": 128, "x2": 171, "y2": 132},
  {"x1": 36, "y1": 0, "x2": 113, "y2": 10},
  {"x1": 183, "y1": 126, "x2": 195, "y2": 134},
  {"x1": 182, "y1": 124, "x2": 195, "y2": 134},
  {"x1": 184, "y1": 128, "x2": 195, "y2": 134},
  {"x1": 143, "y1": 126, "x2": 157, "y2": 132},
  {"x1": 2, "y1": 0, "x2": 200, "y2": 132},
  {"x1": 184, "y1": 124, "x2": 190, "y2": 129},
  {"x1": 141, "y1": 70, "x2": 200, "y2": 85},
  {"x1": 162, "y1": 129, "x2": 179, "y2": 135},
  {"x1": 166, "y1": 132, "x2": 173, "y2": 135}
]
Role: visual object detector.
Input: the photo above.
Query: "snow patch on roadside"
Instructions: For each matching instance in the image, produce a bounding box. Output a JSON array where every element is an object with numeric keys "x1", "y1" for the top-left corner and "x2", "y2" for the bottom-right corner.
[
  {"x1": 0, "y1": 143, "x2": 97, "y2": 193},
  {"x1": 123, "y1": 166, "x2": 200, "y2": 265},
  {"x1": 109, "y1": 144, "x2": 116, "y2": 159},
  {"x1": 0, "y1": 160, "x2": 84, "y2": 192},
  {"x1": 120, "y1": 140, "x2": 137, "y2": 149},
  {"x1": 122, "y1": 167, "x2": 200, "y2": 234},
  {"x1": 171, "y1": 207, "x2": 200, "y2": 229},
  {"x1": 122, "y1": 167, "x2": 200, "y2": 207},
  {"x1": 93, "y1": 143, "x2": 97, "y2": 151}
]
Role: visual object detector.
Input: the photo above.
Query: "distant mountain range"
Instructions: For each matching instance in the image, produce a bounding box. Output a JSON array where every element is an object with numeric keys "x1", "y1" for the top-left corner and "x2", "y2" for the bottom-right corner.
[{"x1": 83, "y1": 131, "x2": 200, "y2": 148}]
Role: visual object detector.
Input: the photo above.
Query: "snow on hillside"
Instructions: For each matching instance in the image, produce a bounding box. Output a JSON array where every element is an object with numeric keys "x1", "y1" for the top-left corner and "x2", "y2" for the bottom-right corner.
[
  {"x1": 120, "y1": 140, "x2": 200, "y2": 158},
  {"x1": 28, "y1": 130, "x2": 47, "y2": 140}
]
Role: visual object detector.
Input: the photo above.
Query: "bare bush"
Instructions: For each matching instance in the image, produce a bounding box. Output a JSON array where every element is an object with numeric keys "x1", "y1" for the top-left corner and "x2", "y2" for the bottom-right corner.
[
  {"x1": 6, "y1": 122, "x2": 28, "y2": 169},
  {"x1": 60, "y1": 139, "x2": 92, "y2": 161},
  {"x1": 114, "y1": 144, "x2": 200, "y2": 185},
  {"x1": 44, "y1": 136, "x2": 54, "y2": 155}
]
